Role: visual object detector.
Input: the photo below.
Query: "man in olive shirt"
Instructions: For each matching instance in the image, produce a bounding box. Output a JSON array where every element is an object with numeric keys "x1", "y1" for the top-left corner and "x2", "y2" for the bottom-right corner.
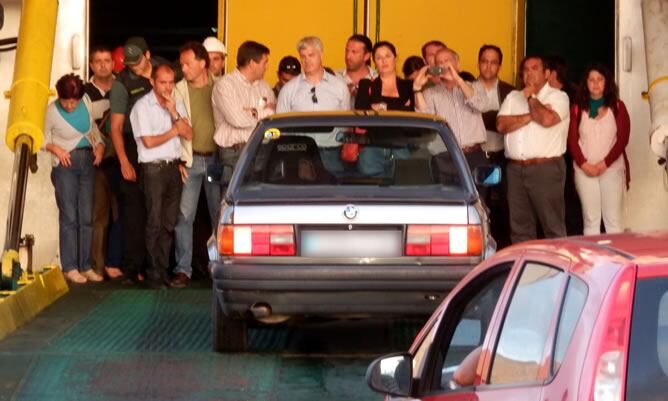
[{"x1": 172, "y1": 41, "x2": 220, "y2": 288}]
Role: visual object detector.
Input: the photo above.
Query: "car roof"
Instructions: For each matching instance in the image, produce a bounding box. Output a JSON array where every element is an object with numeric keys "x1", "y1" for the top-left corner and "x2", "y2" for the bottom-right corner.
[
  {"x1": 266, "y1": 110, "x2": 444, "y2": 123},
  {"x1": 492, "y1": 231, "x2": 668, "y2": 270}
]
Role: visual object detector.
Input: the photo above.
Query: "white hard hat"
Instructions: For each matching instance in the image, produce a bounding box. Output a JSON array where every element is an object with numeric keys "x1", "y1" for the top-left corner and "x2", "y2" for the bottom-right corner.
[{"x1": 203, "y1": 36, "x2": 227, "y2": 55}]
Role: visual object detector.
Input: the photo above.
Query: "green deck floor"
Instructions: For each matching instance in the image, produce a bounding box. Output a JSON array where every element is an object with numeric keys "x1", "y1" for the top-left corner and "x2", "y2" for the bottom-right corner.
[{"x1": 0, "y1": 285, "x2": 421, "y2": 401}]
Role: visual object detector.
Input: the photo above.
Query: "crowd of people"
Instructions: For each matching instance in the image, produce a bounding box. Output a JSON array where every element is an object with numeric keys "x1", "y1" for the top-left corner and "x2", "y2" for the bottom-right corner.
[{"x1": 42, "y1": 33, "x2": 630, "y2": 287}]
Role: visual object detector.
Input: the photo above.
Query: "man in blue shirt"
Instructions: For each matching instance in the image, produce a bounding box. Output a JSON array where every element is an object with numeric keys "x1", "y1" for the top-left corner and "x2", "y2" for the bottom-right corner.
[{"x1": 130, "y1": 63, "x2": 192, "y2": 288}]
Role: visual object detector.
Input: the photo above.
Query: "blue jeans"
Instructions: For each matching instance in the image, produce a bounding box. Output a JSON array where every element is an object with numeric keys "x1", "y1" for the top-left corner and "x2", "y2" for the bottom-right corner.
[
  {"x1": 319, "y1": 147, "x2": 344, "y2": 175},
  {"x1": 357, "y1": 146, "x2": 410, "y2": 177},
  {"x1": 50, "y1": 148, "x2": 95, "y2": 272},
  {"x1": 174, "y1": 155, "x2": 222, "y2": 277}
]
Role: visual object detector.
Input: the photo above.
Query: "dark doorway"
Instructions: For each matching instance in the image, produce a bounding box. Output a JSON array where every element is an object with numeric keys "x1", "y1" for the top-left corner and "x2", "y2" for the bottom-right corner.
[
  {"x1": 89, "y1": 0, "x2": 218, "y2": 62},
  {"x1": 526, "y1": 0, "x2": 615, "y2": 84}
]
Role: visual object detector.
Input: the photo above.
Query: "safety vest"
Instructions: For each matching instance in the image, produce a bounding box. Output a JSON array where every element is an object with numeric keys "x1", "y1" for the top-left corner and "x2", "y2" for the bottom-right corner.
[{"x1": 116, "y1": 68, "x2": 152, "y2": 166}]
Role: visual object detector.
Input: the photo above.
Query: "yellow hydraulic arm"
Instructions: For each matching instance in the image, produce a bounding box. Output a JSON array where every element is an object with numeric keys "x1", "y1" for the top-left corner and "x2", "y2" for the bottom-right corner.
[{"x1": 1, "y1": 0, "x2": 58, "y2": 289}]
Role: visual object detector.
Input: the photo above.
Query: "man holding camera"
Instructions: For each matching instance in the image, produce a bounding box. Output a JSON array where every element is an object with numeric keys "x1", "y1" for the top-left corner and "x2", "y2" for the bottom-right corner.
[{"x1": 413, "y1": 47, "x2": 487, "y2": 173}]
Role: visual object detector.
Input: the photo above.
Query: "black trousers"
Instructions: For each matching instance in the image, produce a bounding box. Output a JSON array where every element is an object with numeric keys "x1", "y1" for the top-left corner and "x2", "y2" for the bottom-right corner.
[
  {"x1": 464, "y1": 149, "x2": 490, "y2": 199},
  {"x1": 141, "y1": 162, "x2": 183, "y2": 282},
  {"x1": 485, "y1": 150, "x2": 511, "y2": 249},
  {"x1": 118, "y1": 175, "x2": 146, "y2": 279},
  {"x1": 507, "y1": 157, "x2": 567, "y2": 244}
]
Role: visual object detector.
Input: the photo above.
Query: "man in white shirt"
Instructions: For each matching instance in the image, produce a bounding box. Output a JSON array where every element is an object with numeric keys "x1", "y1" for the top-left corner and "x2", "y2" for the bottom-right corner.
[
  {"x1": 496, "y1": 55, "x2": 570, "y2": 243},
  {"x1": 130, "y1": 63, "x2": 193, "y2": 288}
]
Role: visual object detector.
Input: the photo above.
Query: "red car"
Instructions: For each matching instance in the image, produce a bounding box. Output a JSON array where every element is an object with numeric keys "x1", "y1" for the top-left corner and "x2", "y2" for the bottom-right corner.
[{"x1": 366, "y1": 232, "x2": 668, "y2": 401}]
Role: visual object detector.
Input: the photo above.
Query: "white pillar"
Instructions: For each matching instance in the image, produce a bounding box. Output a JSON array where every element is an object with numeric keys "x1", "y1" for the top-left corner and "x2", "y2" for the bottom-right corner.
[{"x1": 642, "y1": 0, "x2": 668, "y2": 164}]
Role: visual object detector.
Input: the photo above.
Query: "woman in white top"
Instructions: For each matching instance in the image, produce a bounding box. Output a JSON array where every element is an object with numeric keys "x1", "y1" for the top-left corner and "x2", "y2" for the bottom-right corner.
[
  {"x1": 567, "y1": 64, "x2": 630, "y2": 235},
  {"x1": 43, "y1": 73, "x2": 105, "y2": 283}
]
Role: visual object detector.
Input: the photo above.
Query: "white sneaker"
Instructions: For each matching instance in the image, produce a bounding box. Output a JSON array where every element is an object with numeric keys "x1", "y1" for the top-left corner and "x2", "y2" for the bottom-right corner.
[
  {"x1": 81, "y1": 269, "x2": 103, "y2": 282},
  {"x1": 64, "y1": 270, "x2": 87, "y2": 284}
]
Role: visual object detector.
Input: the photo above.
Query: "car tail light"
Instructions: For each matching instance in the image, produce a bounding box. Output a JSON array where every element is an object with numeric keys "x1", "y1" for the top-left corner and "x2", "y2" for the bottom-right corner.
[
  {"x1": 405, "y1": 225, "x2": 482, "y2": 256},
  {"x1": 589, "y1": 266, "x2": 635, "y2": 401},
  {"x1": 218, "y1": 225, "x2": 296, "y2": 256}
]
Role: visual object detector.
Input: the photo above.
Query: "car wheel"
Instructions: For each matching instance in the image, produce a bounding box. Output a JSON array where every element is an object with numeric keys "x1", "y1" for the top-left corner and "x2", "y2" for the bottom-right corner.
[{"x1": 212, "y1": 292, "x2": 248, "y2": 352}]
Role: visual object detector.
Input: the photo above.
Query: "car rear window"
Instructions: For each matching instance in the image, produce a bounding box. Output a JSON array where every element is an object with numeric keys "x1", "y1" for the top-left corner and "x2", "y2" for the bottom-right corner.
[
  {"x1": 626, "y1": 277, "x2": 668, "y2": 401},
  {"x1": 238, "y1": 125, "x2": 465, "y2": 193}
]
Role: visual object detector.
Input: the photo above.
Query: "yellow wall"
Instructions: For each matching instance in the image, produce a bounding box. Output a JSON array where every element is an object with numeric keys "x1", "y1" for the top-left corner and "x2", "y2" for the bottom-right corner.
[
  {"x1": 221, "y1": 0, "x2": 523, "y2": 85},
  {"x1": 222, "y1": 0, "x2": 363, "y2": 86},
  {"x1": 374, "y1": 0, "x2": 522, "y2": 84}
]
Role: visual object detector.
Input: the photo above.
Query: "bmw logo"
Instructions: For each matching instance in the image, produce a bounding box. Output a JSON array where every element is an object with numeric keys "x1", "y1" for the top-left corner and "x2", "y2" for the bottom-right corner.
[{"x1": 343, "y1": 204, "x2": 358, "y2": 220}]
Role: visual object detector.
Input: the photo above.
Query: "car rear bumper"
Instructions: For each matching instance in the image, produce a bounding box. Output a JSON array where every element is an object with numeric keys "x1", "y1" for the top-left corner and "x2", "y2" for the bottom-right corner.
[{"x1": 211, "y1": 261, "x2": 475, "y2": 317}]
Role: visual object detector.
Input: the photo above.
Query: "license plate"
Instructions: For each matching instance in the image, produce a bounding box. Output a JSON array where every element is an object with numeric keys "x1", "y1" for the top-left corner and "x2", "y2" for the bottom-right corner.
[{"x1": 301, "y1": 230, "x2": 402, "y2": 257}]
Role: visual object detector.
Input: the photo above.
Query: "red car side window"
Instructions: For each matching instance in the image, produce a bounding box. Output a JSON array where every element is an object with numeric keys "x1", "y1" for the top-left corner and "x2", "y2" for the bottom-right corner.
[
  {"x1": 489, "y1": 262, "x2": 565, "y2": 385},
  {"x1": 427, "y1": 263, "x2": 513, "y2": 391},
  {"x1": 552, "y1": 276, "x2": 588, "y2": 374}
]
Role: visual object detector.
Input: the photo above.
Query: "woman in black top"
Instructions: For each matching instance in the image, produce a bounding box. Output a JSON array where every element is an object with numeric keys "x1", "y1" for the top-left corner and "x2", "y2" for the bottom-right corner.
[
  {"x1": 355, "y1": 41, "x2": 415, "y2": 111},
  {"x1": 352, "y1": 41, "x2": 414, "y2": 176}
]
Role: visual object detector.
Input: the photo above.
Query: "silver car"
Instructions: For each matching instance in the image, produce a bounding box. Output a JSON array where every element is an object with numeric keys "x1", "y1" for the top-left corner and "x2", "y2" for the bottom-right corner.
[{"x1": 209, "y1": 111, "x2": 499, "y2": 352}]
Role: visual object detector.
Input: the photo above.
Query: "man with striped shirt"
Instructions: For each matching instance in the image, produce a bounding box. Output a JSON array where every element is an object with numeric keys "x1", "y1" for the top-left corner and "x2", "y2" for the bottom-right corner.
[{"x1": 212, "y1": 41, "x2": 275, "y2": 173}]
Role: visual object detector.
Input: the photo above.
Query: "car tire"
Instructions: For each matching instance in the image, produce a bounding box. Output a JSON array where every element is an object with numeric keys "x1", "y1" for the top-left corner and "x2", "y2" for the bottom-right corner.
[{"x1": 212, "y1": 292, "x2": 248, "y2": 352}]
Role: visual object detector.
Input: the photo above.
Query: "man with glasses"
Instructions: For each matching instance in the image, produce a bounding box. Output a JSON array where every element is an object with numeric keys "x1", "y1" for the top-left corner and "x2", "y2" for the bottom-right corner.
[
  {"x1": 276, "y1": 36, "x2": 349, "y2": 113},
  {"x1": 276, "y1": 36, "x2": 349, "y2": 173}
]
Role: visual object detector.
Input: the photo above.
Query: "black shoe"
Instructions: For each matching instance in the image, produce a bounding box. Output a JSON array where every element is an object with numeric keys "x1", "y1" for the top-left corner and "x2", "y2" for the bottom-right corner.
[{"x1": 145, "y1": 277, "x2": 169, "y2": 290}]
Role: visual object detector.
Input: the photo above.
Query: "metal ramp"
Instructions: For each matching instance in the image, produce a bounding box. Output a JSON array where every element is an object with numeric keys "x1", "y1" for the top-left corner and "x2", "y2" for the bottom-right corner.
[{"x1": 1, "y1": 284, "x2": 422, "y2": 401}]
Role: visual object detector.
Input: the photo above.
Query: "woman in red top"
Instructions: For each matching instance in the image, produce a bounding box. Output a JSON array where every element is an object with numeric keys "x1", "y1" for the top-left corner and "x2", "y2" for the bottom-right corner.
[{"x1": 567, "y1": 63, "x2": 630, "y2": 235}]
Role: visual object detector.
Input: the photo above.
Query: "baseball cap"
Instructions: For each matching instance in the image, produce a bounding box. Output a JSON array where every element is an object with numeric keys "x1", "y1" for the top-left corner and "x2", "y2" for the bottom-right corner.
[
  {"x1": 278, "y1": 56, "x2": 301, "y2": 75},
  {"x1": 123, "y1": 36, "x2": 148, "y2": 66},
  {"x1": 203, "y1": 36, "x2": 227, "y2": 54}
]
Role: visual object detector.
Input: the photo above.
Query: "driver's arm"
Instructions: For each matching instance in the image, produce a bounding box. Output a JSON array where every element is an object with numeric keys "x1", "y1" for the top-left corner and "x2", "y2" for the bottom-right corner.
[{"x1": 452, "y1": 346, "x2": 482, "y2": 387}]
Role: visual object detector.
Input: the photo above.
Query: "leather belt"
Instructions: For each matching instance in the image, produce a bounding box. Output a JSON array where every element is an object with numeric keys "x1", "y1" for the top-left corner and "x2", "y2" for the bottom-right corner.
[
  {"x1": 462, "y1": 144, "x2": 482, "y2": 154},
  {"x1": 143, "y1": 159, "x2": 179, "y2": 166},
  {"x1": 509, "y1": 156, "x2": 561, "y2": 166},
  {"x1": 192, "y1": 150, "x2": 214, "y2": 157},
  {"x1": 228, "y1": 143, "x2": 244, "y2": 152}
]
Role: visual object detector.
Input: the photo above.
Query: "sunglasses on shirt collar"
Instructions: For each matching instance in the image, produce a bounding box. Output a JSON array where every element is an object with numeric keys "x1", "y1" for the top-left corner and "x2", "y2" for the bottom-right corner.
[{"x1": 310, "y1": 87, "x2": 318, "y2": 104}]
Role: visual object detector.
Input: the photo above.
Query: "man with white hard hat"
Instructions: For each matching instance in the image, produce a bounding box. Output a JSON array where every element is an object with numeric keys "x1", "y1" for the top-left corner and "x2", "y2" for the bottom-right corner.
[{"x1": 203, "y1": 36, "x2": 227, "y2": 79}]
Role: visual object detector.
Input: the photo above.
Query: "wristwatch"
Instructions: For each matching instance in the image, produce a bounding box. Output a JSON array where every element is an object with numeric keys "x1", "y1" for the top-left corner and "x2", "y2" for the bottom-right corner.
[
  {"x1": 172, "y1": 114, "x2": 181, "y2": 123},
  {"x1": 527, "y1": 94, "x2": 537, "y2": 100}
]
